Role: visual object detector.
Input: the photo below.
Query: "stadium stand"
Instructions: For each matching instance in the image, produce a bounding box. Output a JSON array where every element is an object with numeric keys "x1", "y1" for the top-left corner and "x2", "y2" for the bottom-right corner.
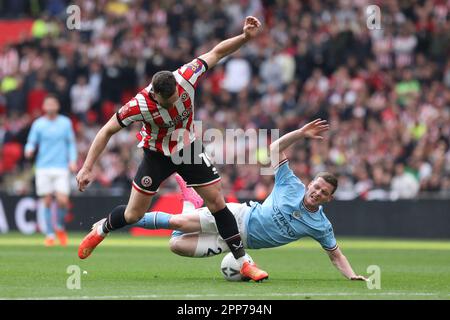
[{"x1": 0, "y1": 0, "x2": 449, "y2": 200}]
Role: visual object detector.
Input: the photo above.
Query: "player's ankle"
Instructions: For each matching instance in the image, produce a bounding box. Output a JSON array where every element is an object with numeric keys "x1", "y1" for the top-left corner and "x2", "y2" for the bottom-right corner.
[
  {"x1": 97, "y1": 224, "x2": 107, "y2": 237},
  {"x1": 236, "y1": 254, "x2": 252, "y2": 268}
]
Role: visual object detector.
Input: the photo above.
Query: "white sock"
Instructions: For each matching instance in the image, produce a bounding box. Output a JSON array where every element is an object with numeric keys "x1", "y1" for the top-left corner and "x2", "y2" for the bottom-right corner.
[
  {"x1": 236, "y1": 254, "x2": 252, "y2": 268},
  {"x1": 97, "y1": 225, "x2": 106, "y2": 237}
]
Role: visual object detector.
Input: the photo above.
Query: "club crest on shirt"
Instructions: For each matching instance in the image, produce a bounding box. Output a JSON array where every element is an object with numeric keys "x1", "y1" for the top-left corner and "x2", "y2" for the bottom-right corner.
[
  {"x1": 160, "y1": 108, "x2": 191, "y2": 128},
  {"x1": 141, "y1": 176, "x2": 152, "y2": 187},
  {"x1": 292, "y1": 210, "x2": 301, "y2": 219},
  {"x1": 180, "y1": 92, "x2": 189, "y2": 102}
]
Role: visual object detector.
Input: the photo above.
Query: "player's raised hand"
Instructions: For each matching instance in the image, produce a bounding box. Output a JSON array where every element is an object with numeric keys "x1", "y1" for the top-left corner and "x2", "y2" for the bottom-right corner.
[
  {"x1": 243, "y1": 16, "x2": 262, "y2": 40},
  {"x1": 299, "y1": 119, "x2": 329, "y2": 140},
  {"x1": 76, "y1": 167, "x2": 94, "y2": 192}
]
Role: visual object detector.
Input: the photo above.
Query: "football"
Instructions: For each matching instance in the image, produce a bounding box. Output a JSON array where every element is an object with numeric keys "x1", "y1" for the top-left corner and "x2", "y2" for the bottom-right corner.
[{"x1": 220, "y1": 253, "x2": 253, "y2": 281}]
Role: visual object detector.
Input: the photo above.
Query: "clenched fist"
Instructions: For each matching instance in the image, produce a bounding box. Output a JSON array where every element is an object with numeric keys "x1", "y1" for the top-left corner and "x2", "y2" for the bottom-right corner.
[
  {"x1": 243, "y1": 16, "x2": 262, "y2": 40},
  {"x1": 76, "y1": 167, "x2": 94, "y2": 192}
]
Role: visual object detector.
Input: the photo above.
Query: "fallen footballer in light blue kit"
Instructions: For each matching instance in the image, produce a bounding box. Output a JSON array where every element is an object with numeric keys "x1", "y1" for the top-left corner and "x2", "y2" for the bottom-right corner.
[{"x1": 135, "y1": 119, "x2": 368, "y2": 281}]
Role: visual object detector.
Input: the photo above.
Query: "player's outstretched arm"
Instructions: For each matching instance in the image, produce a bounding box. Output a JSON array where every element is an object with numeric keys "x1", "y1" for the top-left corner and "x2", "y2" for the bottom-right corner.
[
  {"x1": 198, "y1": 16, "x2": 262, "y2": 69},
  {"x1": 269, "y1": 119, "x2": 329, "y2": 167},
  {"x1": 76, "y1": 115, "x2": 122, "y2": 192},
  {"x1": 326, "y1": 247, "x2": 368, "y2": 281}
]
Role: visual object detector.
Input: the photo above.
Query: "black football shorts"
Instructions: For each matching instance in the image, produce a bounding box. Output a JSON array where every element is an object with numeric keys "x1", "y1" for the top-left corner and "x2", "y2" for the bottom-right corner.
[{"x1": 132, "y1": 140, "x2": 221, "y2": 195}]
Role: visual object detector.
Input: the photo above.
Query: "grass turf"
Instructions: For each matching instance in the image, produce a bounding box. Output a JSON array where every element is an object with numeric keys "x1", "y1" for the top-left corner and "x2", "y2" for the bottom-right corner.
[{"x1": 0, "y1": 232, "x2": 449, "y2": 300}]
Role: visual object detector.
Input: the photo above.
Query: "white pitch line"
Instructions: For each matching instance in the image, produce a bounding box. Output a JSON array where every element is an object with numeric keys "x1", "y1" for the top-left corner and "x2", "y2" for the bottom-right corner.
[{"x1": 2, "y1": 292, "x2": 449, "y2": 300}]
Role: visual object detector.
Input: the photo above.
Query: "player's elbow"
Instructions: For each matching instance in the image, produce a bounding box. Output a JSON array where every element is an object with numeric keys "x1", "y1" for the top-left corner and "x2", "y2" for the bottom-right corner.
[
  {"x1": 269, "y1": 143, "x2": 276, "y2": 158},
  {"x1": 202, "y1": 50, "x2": 222, "y2": 68},
  {"x1": 269, "y1": 144, "x2": 283, "y2": 166},
  {"x1": 269, "y1": 142, "x2": 277, "y2": 152},
  {"x1": 269, "y1": 143, "x2": 282, "y2": 157}
]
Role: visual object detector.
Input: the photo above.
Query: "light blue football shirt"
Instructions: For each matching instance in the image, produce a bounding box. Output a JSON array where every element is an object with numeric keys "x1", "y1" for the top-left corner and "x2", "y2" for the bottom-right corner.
[
  {"x1": 245, "y1": 160, "x2": 337, "y2": 251},
  {"x1": 25, "y1": 115, "x2": 77, "y2": 169}
]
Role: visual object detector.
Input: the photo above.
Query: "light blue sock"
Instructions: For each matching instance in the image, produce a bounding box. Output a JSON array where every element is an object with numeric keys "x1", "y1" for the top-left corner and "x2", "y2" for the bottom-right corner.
[
  {"x1": 56, "y1": 207, "x2": 67, "y2": 230},
  {"x1": 134, "y1": 212, "x2": 172, "y2": 229},
  {"x1": 43, "y1": 206, "x2": 54, "y2": 237}
]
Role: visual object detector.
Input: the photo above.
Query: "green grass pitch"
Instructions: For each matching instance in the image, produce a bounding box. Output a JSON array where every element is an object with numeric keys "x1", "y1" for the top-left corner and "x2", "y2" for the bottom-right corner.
[{"x1": 0, "y1": 233, "x2": 449, "y2": 300}]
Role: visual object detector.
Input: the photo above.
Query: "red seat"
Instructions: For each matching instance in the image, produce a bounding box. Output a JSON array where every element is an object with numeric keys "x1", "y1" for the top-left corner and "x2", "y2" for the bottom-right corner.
[
  {"x1": 1, "y1": 142, "x2": 23, "y2": 172},
  {"x1": 101, "y1": 101, "x2": 116, "y2": 123}
]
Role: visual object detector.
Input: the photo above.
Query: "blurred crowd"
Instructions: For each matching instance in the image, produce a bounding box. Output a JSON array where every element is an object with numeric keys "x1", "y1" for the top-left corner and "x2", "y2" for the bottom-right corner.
[{"x1": 1, "y1": 0, "x2": 450, "y2": 200}]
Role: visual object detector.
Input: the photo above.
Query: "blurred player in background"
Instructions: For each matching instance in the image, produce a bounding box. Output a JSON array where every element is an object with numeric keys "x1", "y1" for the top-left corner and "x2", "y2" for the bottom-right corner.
[
  {"x1": 76, "y1": 16, "x2": 269, "y2": 281},
  {"x1": 25, "y1": 95, "x2": 77, "y2": 246},
  {"x1": 135, "y1": 119, "x2": 368, "y2": 281}
]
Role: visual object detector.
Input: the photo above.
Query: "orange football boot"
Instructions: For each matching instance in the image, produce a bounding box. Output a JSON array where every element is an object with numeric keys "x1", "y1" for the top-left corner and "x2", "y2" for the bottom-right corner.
[
  {"x1": 78, "y1": 219, "x2": 107, "y2": 259},
  {"x1": 44, "y1": 236, "x2": 55, "y2": 247},
  {"x1": 56, "y1": 229, "x2": 68, "y2": 246},
  {"x1": 240, "y1": 261, "x2": 269, "y2": 282}
]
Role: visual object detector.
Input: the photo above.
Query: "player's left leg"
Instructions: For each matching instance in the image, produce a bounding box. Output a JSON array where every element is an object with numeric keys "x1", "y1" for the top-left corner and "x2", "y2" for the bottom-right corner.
[
  {"x1": 78, "y1": 188, "x2": 154, "y2": 259},
  {"x1": 175, "y1": 142, "x2": 248, "y2": 261},
  {"x1": 53, "y1": 169, "x2": 71, "y2": 246},
  {"x1": 41, "y1": 194, "x2": 55, "y2": 246},
  {"x1": 193, "y1": 186, "x2": 268, "y2": 281},
  {"x1": 78, "y1": 148, "x2": 176, "y2": 259},
  {"x1": 194, "y1": 184, "x2": 256, "y2": 260},
  {"x1": 134, "y1": 206, "x2": 202, "y2": 232},
  {"x1": 36, "y1": 169, "x2": 55, "y2": 246},
  {"x1": 176, "y1": 142, "x2": 268, "y2": 281},
  {"x1": 55, "y1": 192, "x2": 69, "y2": 246}
]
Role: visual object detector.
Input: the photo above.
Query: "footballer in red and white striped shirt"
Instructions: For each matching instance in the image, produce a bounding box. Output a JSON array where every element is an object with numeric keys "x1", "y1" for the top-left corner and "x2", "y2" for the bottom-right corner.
[
  {"x1": 76, "y1": 16, "x2": 269, "y2": 282},
  {"x1": 116, "y1": 57, "x2": 208, "y2": 155}
]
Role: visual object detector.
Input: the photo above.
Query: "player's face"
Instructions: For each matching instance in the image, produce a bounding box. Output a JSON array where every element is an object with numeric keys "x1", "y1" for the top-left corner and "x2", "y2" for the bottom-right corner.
[
  {"x1": 305, "y1": 177, "x2": 334, "y2": 208},
  {"x1": 43, "y1": 97, "x2": 60, "y2": 116}
]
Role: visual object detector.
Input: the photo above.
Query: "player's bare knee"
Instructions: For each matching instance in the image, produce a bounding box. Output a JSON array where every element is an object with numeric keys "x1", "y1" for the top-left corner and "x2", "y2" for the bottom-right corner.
[
  {"x1": 168, "y1": 237, "x2": 180, "y2": 254},
  {"x1": 169, "y1": 237, "x2": 192, "y2": 257}
]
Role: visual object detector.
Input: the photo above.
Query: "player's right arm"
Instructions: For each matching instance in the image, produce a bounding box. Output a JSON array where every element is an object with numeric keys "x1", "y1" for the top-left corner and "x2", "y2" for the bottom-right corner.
[
  {"x1": 326, "y1": 247, "x2": 368, "y2": 281},
  {"x1": 198, "y1": 16, "x2": 261, "y2": 69},
  {"x1": 24, "y1": 120, "x2": 40, "y2": 159},
  {"x1": 66, "y1": 118, "x2": 78, "y2": 173},
  {"x1": 76, "y1": 115, "x2": 122, "y2": 191},
  {"x1": 269, "y1": 119, "x2": 329, "y2": 168},
  {"x1": 77, "y1": 99, "x2": 143, "y2": 191},
  {"x1": 313, "y1": 227, "x2": 368, "y2": 281}
]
